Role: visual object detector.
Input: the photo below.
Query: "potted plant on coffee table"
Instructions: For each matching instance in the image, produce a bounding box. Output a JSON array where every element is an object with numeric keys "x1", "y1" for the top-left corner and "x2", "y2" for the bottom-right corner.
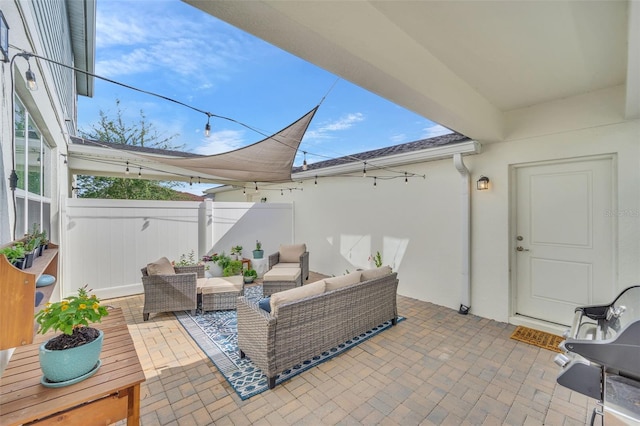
[{"x1": 34, "y1": 285, "x2": 109, "y2": 387}]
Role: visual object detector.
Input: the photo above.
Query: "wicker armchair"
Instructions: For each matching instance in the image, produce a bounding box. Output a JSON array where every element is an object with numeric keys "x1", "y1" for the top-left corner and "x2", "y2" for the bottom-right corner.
[
  {"x1": 268, "y1": 244, "x2": 309, "y2": 281},
  {"x1": 141, "y1": 264, "x2": 204, "y2": 321}
]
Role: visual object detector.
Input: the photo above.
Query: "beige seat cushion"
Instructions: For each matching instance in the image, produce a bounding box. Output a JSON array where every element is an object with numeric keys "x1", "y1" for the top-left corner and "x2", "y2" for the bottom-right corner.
[
  {"x1": 360, "y1": 265, "x2": 392, "y2": 282},
  {"x1": 279, "y1": 244, "x2": 306, "y2": 263},
  {"x1": 263, "y1": 267, "x2": 301, "y2": 282},
  {"x1": 197, "y1": 276, "x2": 243, "y2": 295},
  {"x1": 147, "y1": 257, "x2": 175, "y2": 276},
  {"x1": 272, "y1": 262, "x2": 300, "y2": 269},
  {"x1": 270, "y1": 279, "x2": 326, "y2": 317},
  {"x1": 325, "y1": 271, "x2": 362, "y2": 291}
]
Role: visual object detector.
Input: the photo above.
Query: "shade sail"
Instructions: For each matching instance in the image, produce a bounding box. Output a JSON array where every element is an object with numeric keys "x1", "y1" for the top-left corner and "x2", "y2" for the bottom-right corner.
[{"x1": 136, "y1": 106, "x2": 318, "y2": 183}]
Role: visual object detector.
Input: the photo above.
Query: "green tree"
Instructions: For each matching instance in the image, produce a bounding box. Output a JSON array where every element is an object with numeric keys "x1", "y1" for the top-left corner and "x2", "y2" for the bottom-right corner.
[{"x1": 77, "y1": 100, "x2": 192, "y2": 200}]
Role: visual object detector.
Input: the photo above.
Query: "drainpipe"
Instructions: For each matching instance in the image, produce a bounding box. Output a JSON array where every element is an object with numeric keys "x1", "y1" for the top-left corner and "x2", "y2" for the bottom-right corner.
[{"x1": 453, "y1": 153, "x2": 471, "y2": 314}]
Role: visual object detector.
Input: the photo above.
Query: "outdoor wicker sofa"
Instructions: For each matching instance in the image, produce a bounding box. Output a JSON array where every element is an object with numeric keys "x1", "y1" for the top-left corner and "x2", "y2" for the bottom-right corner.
[
  {"x1": 237, "y1": 266, "x2": 398, "y2": 389},
  {"x1": 141, "y1": 258, "x2": 204, "y2": 321}
]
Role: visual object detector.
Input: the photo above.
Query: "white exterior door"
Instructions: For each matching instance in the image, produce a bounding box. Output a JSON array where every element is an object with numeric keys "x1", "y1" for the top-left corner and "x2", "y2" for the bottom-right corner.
[{"x1": 514, "y1": 157, "x2": 615, "y2": 326}]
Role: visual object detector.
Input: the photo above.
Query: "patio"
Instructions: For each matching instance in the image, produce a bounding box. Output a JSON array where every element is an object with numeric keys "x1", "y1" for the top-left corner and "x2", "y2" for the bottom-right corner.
[{"x1": 108, "y1": 273, "x2": 595, "y2": 425}]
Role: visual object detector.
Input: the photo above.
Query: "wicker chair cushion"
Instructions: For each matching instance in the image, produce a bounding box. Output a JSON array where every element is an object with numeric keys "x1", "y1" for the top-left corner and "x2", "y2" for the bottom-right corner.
[
  {"x1": 325, "y1": 271, "x2": 362, "y2": 291},
  {"x1": 147, "y1": 257, "x2": 175, "y2": 276},
  {"x1": 270, "y1": 279, "x2": 325, "y2": 317},
  {"x1": 278, "y1": 244, "x2": 306, "y2": 263},
  {"x1": 198, "y1": 276, "x2": 243, "y2": 295},
  {"x1": 361, "y1": 265, "x2": 392, "y2": 282},
  {"x1": 272, "y1": 262, "x2": 300, "y2": 269},
  {"x1": 263, "y1": 267, "x2": 301, "y2": 282}
]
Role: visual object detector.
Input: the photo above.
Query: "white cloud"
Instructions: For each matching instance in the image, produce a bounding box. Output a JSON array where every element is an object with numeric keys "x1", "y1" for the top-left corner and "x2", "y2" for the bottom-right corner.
[
  {"x1": 94, "y1": 1, "x2": 258, "y2": 86},
  {"x1": 390, "y1": 133, "x2": 407, "y2": 144},
  {"x1": 422, "y1": 124, "x2": 453, "y2": 139},
  {"x1": 304, "y1": 112, "x2": 365, "y2": 141},
  {"x1": 194, "y1": 129, "x2": 245, "y2": 155}
]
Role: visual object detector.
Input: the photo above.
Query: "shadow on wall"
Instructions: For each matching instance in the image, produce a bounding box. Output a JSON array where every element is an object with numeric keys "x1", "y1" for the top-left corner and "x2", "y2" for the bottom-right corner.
[{"x1": 329, "y1": 233, "x2": 409, "y2": 272}]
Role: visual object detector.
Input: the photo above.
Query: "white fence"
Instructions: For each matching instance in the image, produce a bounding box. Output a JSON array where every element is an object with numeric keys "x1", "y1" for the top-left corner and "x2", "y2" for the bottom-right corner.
[{"x1": 62, "y1": 199, "x2": 293, "y2": 299}]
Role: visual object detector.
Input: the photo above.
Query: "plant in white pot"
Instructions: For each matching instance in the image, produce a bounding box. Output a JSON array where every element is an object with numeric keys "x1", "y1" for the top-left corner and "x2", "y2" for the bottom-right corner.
[{"x1": 34, "y1": 285, "x2": 109, "y2": 386}]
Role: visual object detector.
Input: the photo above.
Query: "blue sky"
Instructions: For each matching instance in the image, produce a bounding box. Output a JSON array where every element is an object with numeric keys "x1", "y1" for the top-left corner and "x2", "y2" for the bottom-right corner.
[{"x1": 78, "y1": 0, "x2": 449, "y2": 193}]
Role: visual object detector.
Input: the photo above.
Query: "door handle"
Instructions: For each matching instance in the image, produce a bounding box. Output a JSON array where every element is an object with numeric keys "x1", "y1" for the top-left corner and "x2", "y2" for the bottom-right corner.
[{"x1": 516, "y1": 246, "x2": 530, "y2": 252}]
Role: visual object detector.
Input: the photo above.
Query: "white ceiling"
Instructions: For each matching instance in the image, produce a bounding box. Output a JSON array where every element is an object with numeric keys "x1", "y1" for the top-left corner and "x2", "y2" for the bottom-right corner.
[{"x1": 185, "y1": 0, "x2": 639, "y2": 143}]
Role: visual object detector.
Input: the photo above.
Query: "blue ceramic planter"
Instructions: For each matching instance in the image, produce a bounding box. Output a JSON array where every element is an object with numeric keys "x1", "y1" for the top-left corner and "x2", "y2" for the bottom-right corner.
[{"x1": 39, "y1": 329, "x2": 103, "y2": 383}]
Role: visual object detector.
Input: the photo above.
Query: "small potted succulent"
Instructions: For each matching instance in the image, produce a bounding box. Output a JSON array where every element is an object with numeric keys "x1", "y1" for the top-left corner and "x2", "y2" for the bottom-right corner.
[
  {"x1": 243, "y1": 268, "x2": 258, "y2": 283},
  {"x1": 252, "y1": 240, "x2": 264, "y2": 259},
  {"x1": 34, "y1": 285, "x2": 109, "y2": 385}
]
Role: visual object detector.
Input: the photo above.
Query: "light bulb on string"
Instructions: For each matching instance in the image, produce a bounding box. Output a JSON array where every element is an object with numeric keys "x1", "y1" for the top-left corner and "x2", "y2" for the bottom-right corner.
[
  {"x1": 255, "y1": 182, "x2": 258, "y2": 191},
  {"x1": 363, "y1": 162, "x2": 367, "y2": 177},
  {"x1": 204, "y1": 114, "x2": 211, "y2": 137},
  {"x1": 125, "y1": 161, "x2": 130, "y2": 175},
  {"x1": 138, "y1": 167, "x2": 142, "y2": 178},
  {"x1": 405, "y1": 172, "x2": 408, "y2": 184},
  {"x1": 373, "y1": 177, "x2": 377, "y2": 188},
  {"x1": 190, "y1": 177, "x2": 193, "y2": 187},
  {"x1": 314, "y1": 175, "x2": 318, "y2": 185},
  {"x1": 302, "y1": 151, "x2": 308, "y2": 171}
]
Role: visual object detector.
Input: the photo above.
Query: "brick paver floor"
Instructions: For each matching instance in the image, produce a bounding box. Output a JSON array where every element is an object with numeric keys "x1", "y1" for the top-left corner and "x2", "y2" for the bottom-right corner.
[{"x1": 109, "y1": 272, "x2": 597, "y2": 425}]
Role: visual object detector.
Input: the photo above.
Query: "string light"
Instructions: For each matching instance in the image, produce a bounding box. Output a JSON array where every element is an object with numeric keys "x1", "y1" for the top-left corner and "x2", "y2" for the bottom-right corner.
[
  {"x1": 138, "y1": 167, "x2": 142, "y2": 178},
  {"x1": 204, "y1": 114, "x2": 211, "y2": 137},
  {"x1": 190, "y1": 177, "x2": 193, "y2": 186},
  {"x1": 14, "y1": 49, "x2": 427, "y2": 186},
  {"x1": 243, "y1": 187, "x2": 246, "y2": 194},
  {"x1": 125, "y1": 161, "x2": 130, "y2": 175},
  {"x1": 405, "y1": 172, "x2": 408, "y2": 184},
  {"x1": 255, "y1": 182, "x2": 258, "y2": 191},
  {"x1": 315, "y1": 175, "x2": 318, "y2": 185},
  {"x1": 373, "y1": 177, "x2": 377, "y2": 187}
]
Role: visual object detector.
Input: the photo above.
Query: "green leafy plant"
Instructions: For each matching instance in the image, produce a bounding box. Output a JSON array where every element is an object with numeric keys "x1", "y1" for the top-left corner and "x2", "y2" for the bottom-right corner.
[
  {"x1": 0, "y1": 244, "x2": 26, "y2": 263},
  {"x1": 216, "y1": 252, "x2": 231, "y2": 270},
  {"x1": 175, "y1": 249, "x2": 198, "y2": 266},
  {"x1": 231, "y1": 245, "x2": 243, "y2": 256},
  {"x1": 35, "y1": 285, "x2": 109, "y2": 336},
  {"x1": 255, "y1": 240, "x2": 262, "y2": 251},
  {"x1": 243, "y1": 269, "x2": 258, "y2": 278},
  {"x1": 370, "y1": 251, "x2": 383, "y2": 268},
  {"x1": 223, "y1": 260, "x2": 243, "y2": 277}
]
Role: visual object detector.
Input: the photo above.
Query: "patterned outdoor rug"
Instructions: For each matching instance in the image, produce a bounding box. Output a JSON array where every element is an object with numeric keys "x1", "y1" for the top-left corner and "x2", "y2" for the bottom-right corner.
[
  {"x1": 510, "y1": 326, "x2": 564, "y2": 353},
  {"x1": 175, "y1": 285, "x2": 404, "y2": 399}
]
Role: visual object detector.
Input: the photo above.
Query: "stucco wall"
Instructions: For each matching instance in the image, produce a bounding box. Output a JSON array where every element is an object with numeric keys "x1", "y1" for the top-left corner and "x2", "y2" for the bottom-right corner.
[{"x1": 214, "y1": 115, "x2": 640, "y2": 325}]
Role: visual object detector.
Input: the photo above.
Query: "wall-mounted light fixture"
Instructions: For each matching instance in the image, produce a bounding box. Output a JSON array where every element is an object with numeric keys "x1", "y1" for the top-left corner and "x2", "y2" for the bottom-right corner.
[{"x1": 477, "y1": 175, "x2": 490, "y2": 191}]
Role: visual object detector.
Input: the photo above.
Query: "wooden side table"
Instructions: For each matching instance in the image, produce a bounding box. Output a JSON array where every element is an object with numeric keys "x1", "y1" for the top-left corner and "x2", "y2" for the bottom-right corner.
[
  {"x1": 0, "y1": 307, "x2": 145, "y2": 425},
  {"x1": 241, "y1": 258, "x2": 251, "y2": 271}
]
